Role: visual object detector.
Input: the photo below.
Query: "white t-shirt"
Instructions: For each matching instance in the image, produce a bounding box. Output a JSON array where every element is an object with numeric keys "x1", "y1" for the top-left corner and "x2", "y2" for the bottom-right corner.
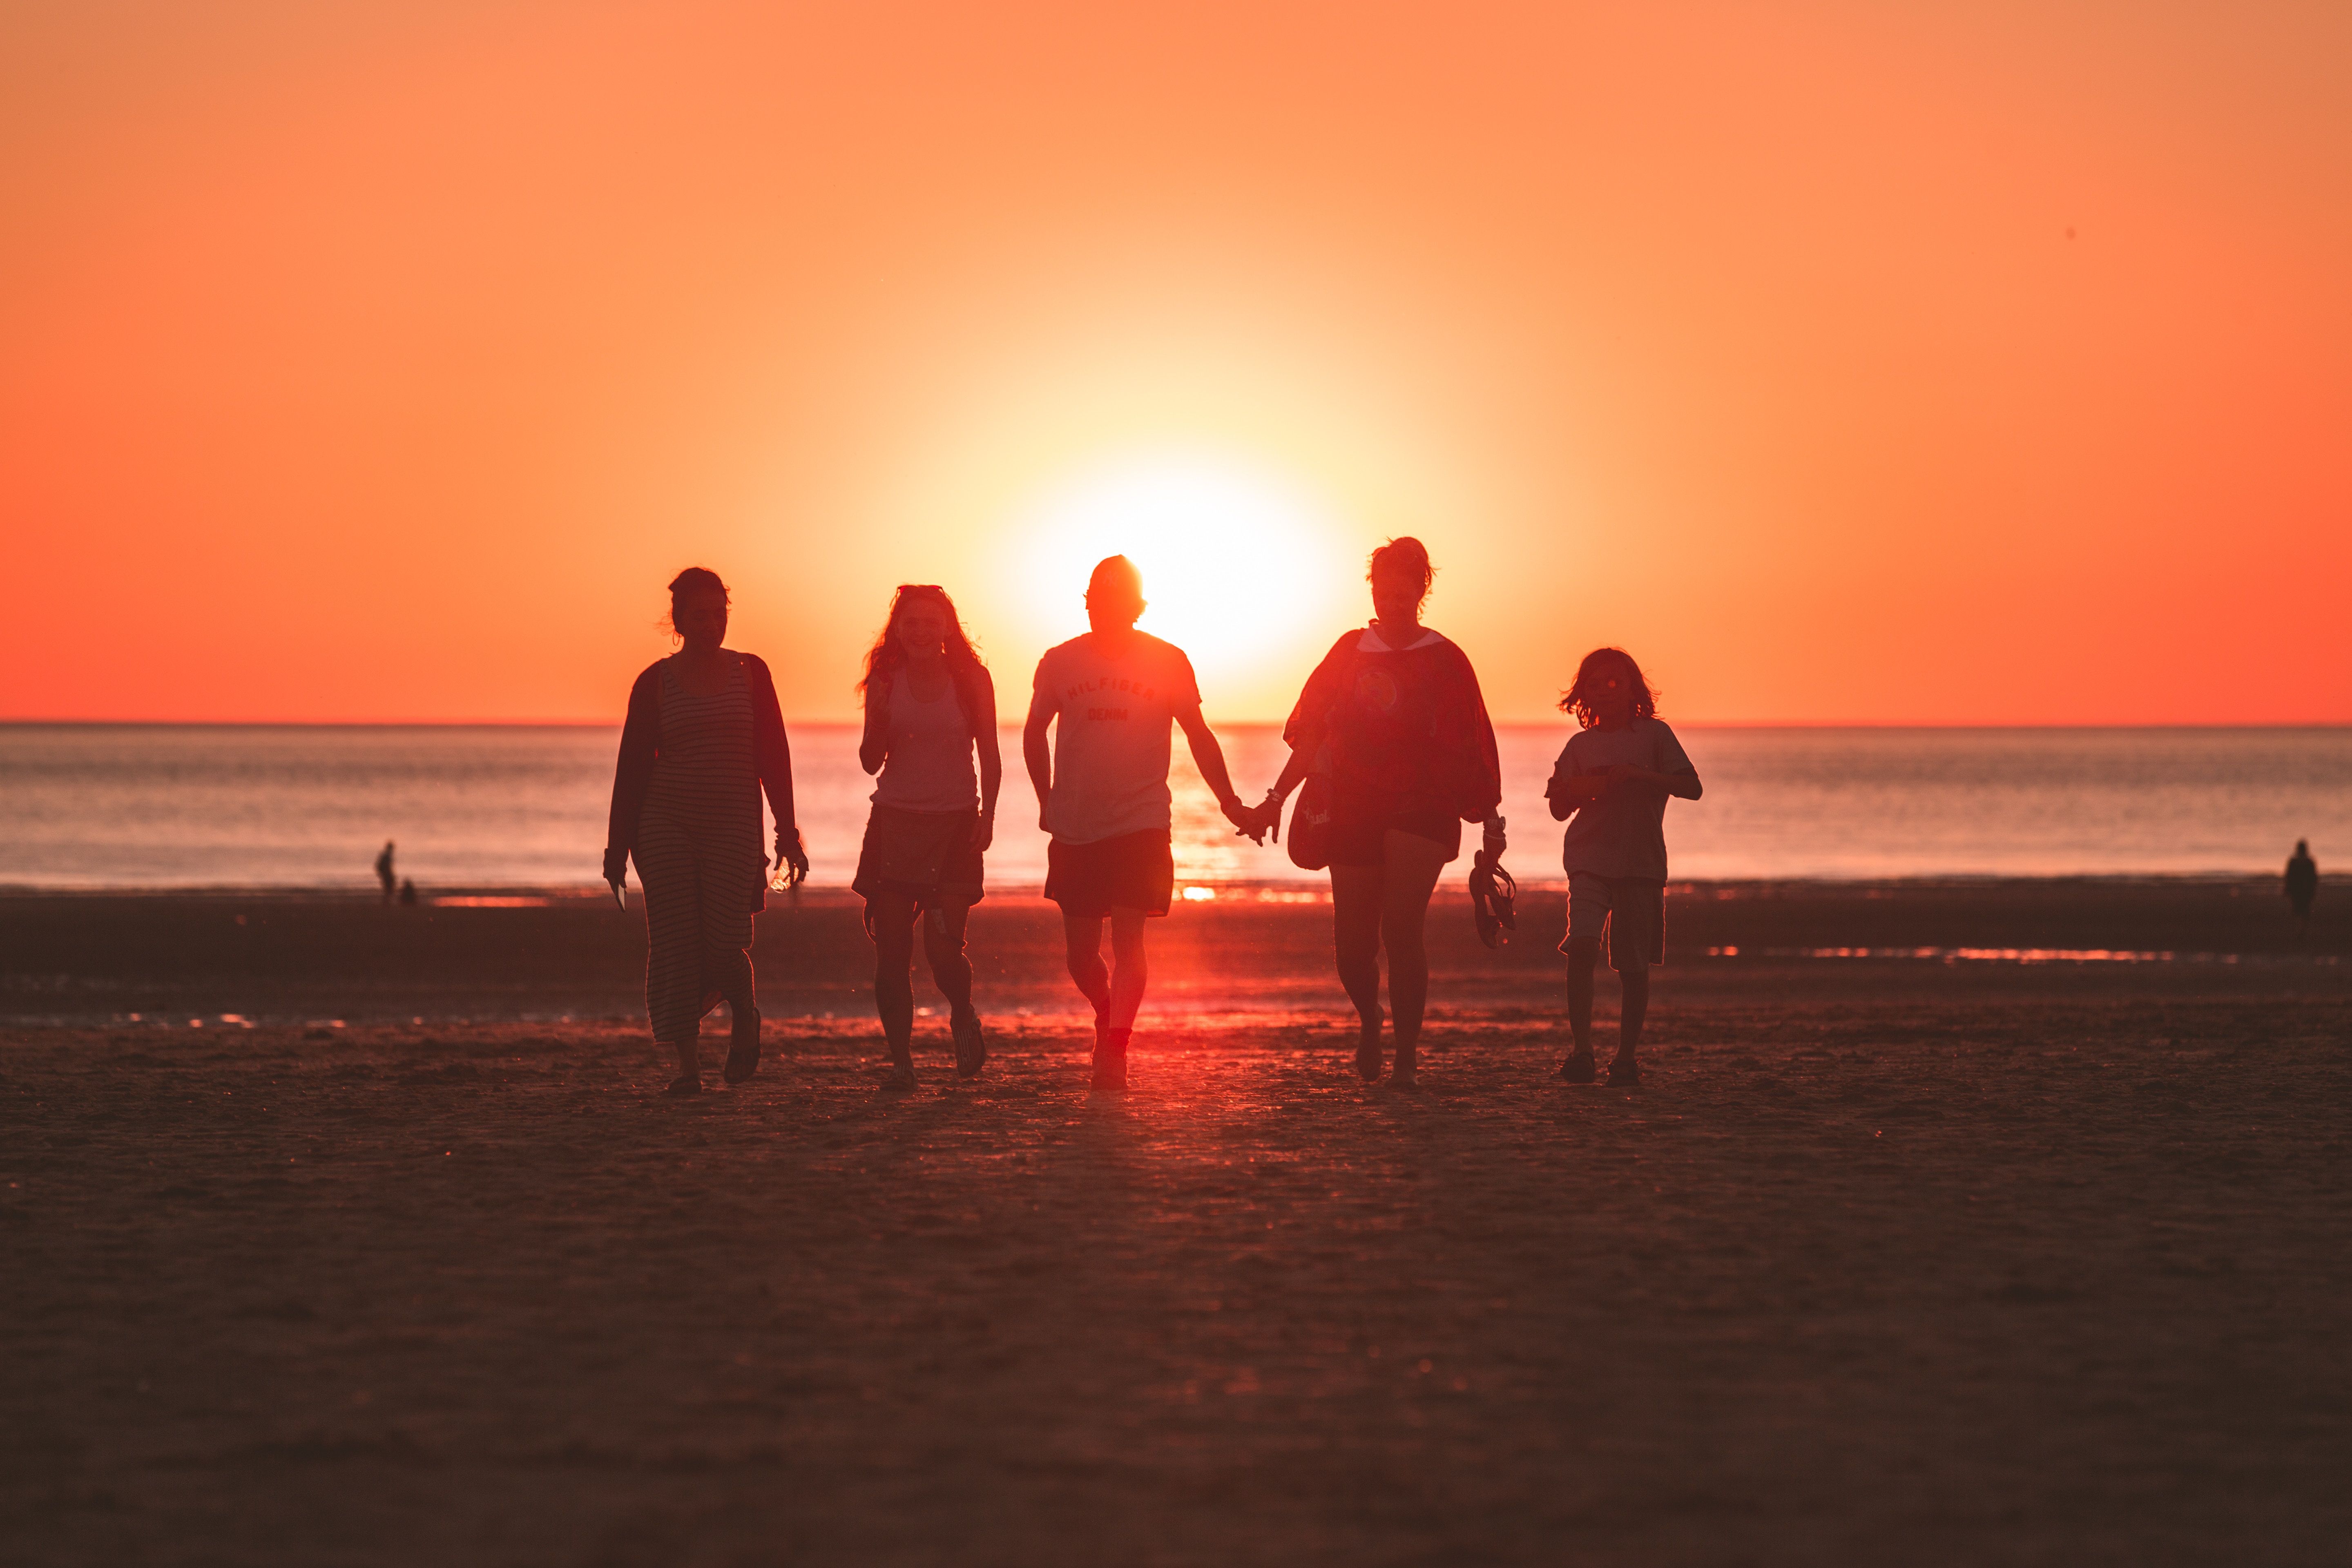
[
  {"x1": 1553, "y1": 718, "x2": 1697, "y2": 881},
  {"x1": 1031, "y1": 631, "x2": 1201, "y2": 844}
]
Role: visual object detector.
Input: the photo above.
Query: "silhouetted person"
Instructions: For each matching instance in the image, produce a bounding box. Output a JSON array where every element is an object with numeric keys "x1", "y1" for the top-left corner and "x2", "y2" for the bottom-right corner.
[
  {"x1": 1254, "y1": 537, "x2": 1503, "y2": 1088},
  {"x1": 2286, "y1": 839, "x2": 2319, "y2": 932},
  {"x1": 1024, "y1": 555, "x2": 1261, "y2": 1091},
  {"x1": 854, "y1": 584, "x2": 1001, "y2": 1090},
  {"x1": 1544, "y1": 648, "x2": 1702, "y2": 1087},
  {"x1": 1261, "y1": 533, "x2": 1496, "y2": 1086},
  {"x1": 375, "y1": 840, "x2": 396, "y2": 903},
  {"x1": 397, "y1": 878, "x2": 417, "y2": 906},
  {"x1": 605, "y1": 567, "x2": 808, "y2": 1096}
]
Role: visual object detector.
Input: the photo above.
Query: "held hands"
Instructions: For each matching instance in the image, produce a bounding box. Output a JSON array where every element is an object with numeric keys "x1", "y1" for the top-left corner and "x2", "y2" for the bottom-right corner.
[
  {"x1": 1222, "y1": 793, "x2": 1271, "y2": 846},
  {"x1": 771, "y1": 827, "x2": 810, "y2": 890}
]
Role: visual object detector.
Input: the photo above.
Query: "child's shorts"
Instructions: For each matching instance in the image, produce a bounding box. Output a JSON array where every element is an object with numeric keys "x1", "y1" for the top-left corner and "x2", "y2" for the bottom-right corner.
[{"x1": 1562, "y1": 873, "x2": 1665, "y2": 972}]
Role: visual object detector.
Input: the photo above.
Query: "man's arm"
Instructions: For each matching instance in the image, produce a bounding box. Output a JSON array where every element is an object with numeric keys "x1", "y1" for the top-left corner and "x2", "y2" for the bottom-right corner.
[
  {"x1": 1022, "y1": 689, "x2": 1055, "y2": 834},
  {"x1": 1176, "y1": 703, "x2": 1264, "y2": 841}
]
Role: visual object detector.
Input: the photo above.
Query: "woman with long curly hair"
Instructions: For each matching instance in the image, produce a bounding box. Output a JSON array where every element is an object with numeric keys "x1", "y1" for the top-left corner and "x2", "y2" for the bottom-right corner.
[
  {"x1": 604, "y1": 567, "x2": 808, "y2": 1096},
  {"x1": 1252, "y1": 538, "x2": 1503, "y2": 1087},
  {"x1": 853, "y1": 584, "x2": 1002, "y2": 1088}
]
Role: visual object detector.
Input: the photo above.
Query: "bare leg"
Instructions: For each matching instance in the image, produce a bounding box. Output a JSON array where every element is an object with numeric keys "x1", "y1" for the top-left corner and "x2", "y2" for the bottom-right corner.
[
  {"x1": 1329, "y1": 864, "x2": 1386, "y2": 1076},
  {"x1": 1616, "y1": 963, "x2": 1649, "y2": 1068},
  {"x1": 922, "y1": 901, "x2": 976, "y2": 1020},
  {"x1": 869, "y1": 892, "x2": 918, "y2": 1078},
  {"x1": 1107, "y1": 910, "x2": 1149, "y2": 1029},
  {"x1": 1061, "y1": 914, "x2": 1111, "y2": 1025},
  {"x1": 1562, "y1": 935, "x2": 1600, "y2": 1076},
  {"x1": 1377, "y1": 830, "x2": 1449, "y2": 1080}
]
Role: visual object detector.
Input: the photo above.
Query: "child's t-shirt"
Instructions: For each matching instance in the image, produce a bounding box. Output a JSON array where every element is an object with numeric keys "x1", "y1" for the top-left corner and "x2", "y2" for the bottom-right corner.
[
  {"x1": 1553, "y1": 718, "x2": 1696, "y2": 882},
  {"x1": 1031, "y1": 630, "x2": 1201, "y2": 845}
]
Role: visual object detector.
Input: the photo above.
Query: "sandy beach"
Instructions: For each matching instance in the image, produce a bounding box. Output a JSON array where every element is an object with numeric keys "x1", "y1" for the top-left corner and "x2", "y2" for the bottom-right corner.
[{"x1": 4, "y1": 883, "x2": 2349, "y2": 1564}]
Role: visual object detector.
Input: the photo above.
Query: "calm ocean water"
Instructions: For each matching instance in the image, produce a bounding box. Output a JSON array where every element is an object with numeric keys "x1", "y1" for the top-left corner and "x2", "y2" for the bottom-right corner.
[{"x1": 1, "y1": 724, "x2": 2343, "y2": 891}]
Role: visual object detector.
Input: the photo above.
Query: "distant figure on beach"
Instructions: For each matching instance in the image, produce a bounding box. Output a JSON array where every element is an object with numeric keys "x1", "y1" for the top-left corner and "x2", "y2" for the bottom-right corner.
[
  {"x1": 375, "y1": 840, "x2": 396, "y2": 903},
  {"x1": 1252, "y1": 537, "x2": 1503, "y2": 1088},
  {"x1": 397, "y1": 878, "x2": 417, "y2": 906},
  {"x1": 1545, "y1": 648, "x2": 1702, "y2": 1087},
  {"x1": 605, "y1": 567, "x2": 808, "y2": 1096},
  {"x1": 855, "y1": 584, "x2": 1001, "y2": 1089},
  {"x1": 1025, "y1": 555, "x2": 1263, "y2": 1091},
  {"x1": 2285, "y1": 839, "x2": 2318, "y2": 932}
]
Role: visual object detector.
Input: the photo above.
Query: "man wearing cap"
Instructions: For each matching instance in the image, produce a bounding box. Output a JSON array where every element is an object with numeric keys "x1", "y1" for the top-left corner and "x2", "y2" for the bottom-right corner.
[{"x1": 1024, "y1": 555, "x2": 1263, "y2": 1090}]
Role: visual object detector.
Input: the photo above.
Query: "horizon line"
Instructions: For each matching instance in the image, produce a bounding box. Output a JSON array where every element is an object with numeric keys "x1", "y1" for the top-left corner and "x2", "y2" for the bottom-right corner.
[{"x1": 6, "y1": 716, "x2": 2350, "y2": 732}]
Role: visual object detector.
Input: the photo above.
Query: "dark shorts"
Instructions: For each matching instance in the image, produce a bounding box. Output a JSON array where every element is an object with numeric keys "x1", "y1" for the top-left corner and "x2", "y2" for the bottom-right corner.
[
  {"x1": 1562, "y1": 873, "x2": 1665, "y2": 972},
  {"x1": 1046, "y1": 829, "x2": 1174, "y2": 918},
  {"x1": 1327, "y1": 809, "x2": 1463, "y2": 868},
  {"x1": 852, "y1": 805, "x2": 985, "y2": 910}
]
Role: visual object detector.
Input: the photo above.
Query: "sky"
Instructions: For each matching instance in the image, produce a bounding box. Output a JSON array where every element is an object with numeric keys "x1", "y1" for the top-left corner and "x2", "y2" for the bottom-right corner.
[{"x1": 3, "y1": 0, "x2": 2348, "y2": 725}]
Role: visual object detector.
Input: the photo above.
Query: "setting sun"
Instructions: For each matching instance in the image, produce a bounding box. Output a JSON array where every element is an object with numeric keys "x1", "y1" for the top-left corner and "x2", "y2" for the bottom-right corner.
[{"x1": 1008, "y1": 452, "x2": 1352, "y2": 693}]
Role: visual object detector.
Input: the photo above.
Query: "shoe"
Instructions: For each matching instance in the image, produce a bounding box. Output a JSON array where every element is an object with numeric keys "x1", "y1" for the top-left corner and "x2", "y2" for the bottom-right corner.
[
  {"x1": 665, "y1": 1073, "x2": 701, "y2": 1097},
  {"x1": 952, "y1": 1010, "x2": 987, "y2": 1077},
  {"x1": 1468, "y1": 850, "x2": 1518, "y2": 949},
  {"x1": 722, "y1": 1004, "x2": 761, "y2": 1084},
  {"x1": 1091, "y1": 1028, "x2": 1129, "y2": 1092},
  {"x1": 1560, "y1": 1054, "x2": 1597, "y2": 1084},
  {"x1": 882, "y1": 1062, "x2": 917, "y2": 1092},
  {"x1": 1606, "y1": 1057, "x2": 1642, "y2": 1086}
]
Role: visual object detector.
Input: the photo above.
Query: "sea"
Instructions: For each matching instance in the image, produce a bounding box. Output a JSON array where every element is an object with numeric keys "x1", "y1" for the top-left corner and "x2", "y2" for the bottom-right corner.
[{"x1": 1, "y1": 724, "x2": 2344, "y2": 892}]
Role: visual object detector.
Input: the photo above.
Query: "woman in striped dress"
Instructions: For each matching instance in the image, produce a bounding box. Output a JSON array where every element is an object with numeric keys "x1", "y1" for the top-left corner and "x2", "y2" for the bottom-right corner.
[
  {"x1": 852, "y1": 584, "x2": 1000, "y2": 1088},
  {"x1": 605, "y1": 567, "x2": 808, "y2": 1095}
]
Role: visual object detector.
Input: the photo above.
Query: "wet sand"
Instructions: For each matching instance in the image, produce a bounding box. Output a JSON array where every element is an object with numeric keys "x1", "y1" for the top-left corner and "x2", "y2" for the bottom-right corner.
[
  {"x1": 4, "y1": 885, "x2": 2350, "y2": 1564},
  {"x1": 2, "y1": 876, "x2": 2341, "y2": 1025}
]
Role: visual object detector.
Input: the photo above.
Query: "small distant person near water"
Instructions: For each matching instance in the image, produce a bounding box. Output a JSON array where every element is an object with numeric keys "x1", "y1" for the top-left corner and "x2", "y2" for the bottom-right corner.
[
  {"x1": 854, "y1": 584, "x2": 1001, "y2": 1090},
  {"x1": 1255, "y1": 536, "x2": 1504, "y2": 1088},
  {"x1": 1024, "y1": 555, "x2": 1263, "y2": 1091},
  {"x1": 2285, "y1": 839, "x2": 2319, "y2": 932},
  {"x1": 605, "y1": 567, "x2": 809, "y2": 1097},
  {"x1": 375, "y1": 840, "x2": 396, "y2": 903},
  {"x1": 1545, "y1": 648, "x2": 1702, "y2": 1087}
]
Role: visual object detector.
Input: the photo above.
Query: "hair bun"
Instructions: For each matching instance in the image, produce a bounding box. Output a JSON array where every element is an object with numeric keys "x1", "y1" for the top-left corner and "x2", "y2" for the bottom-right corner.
[{"x1": 1367, "y1": 536, "x2": 1435, "y2": 596}]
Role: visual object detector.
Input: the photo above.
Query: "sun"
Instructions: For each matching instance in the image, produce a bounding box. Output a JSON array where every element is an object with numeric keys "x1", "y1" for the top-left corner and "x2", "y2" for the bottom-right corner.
[{"x1": 1010, "y1": 452, "x2": 1353, "y2": 700}]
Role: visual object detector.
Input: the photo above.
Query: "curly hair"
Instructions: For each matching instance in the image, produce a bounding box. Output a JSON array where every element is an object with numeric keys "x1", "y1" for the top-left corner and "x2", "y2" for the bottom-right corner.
[
  {"x1": 857, "y1": 584, "x2": 985, "y2": 700},
  {"x1": 1559, "y1": 647, "x2": 1657, "y2": 729}
]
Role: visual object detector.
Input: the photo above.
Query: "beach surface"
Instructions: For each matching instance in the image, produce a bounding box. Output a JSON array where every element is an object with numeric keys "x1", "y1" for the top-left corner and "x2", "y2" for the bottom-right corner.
[{"x1": 4, "y1": 883, "x2": 2349, "y2": 1564}]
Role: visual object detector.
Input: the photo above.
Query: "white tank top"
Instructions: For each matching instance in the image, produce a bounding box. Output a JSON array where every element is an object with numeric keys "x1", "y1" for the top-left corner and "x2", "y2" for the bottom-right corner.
[{"x1": 871, "y1": 668, "x2": 979, "y2": 812}]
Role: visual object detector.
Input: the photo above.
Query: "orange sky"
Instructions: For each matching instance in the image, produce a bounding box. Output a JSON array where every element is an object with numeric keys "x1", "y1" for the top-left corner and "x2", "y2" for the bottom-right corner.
[{"x1": 4, "y1": 0, "x2": 2348, "y2": 725}]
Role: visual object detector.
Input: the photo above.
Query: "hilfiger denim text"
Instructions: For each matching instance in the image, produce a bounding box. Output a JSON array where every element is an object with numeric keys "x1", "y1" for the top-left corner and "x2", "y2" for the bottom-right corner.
[{"x1": 1063, "y1": 675, "x2": 1160, "y2": 701}]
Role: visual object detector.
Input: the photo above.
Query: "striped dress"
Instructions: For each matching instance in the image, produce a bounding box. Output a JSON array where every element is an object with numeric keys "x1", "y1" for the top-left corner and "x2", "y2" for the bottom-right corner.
[{"x1": 635, "y1": 655, "x2": 766, "y2": 1043}]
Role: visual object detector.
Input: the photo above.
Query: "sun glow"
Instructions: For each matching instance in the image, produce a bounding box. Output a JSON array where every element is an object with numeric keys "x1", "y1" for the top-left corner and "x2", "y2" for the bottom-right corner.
[{"x1": 1010, "y1": 453, "x2": 1352, "y2": 701}]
